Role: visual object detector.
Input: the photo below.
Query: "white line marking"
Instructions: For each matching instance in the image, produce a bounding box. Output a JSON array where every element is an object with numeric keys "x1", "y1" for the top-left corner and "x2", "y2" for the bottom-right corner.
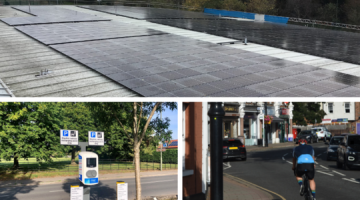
[
  {"x1": 49, "y1": 190, "x2": 63, "y2": 193},
  {"x1": 223, "y1": 162, "x2": 232, "y2": 170},
  {"x1": 317, "y1": 154, "x2": 322, "y2": 157},
  {"x1": 282, "y1": 157, "x2": 285, "y2": 160},
  {"x1": 343, "y1": 178, "x2": 360, "y2": 184},
  {"x1": 320, "y1": 165, "x2": 329, "y2": 170},
  {"x1": 284, "y1": 153, "x2": 288, "y2": 157},
  {"x1": 315, "y1": 161, "x2": 318, "y2": 164},
  {"x1": 317, "y1": 171, "x2": 334, "y2": 176},
  {"x1": 332, "y1": 171, "x2": 345, "y2": 176},
  {"x1": 286, "y1": 161, "x2": 293, "y2": 164}
]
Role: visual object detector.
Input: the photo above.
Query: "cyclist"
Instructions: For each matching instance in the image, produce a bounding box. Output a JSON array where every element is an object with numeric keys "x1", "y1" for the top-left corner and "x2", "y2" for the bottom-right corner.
[{"x1": 292, "y1": 138, "x2": 316, "y2": 200}]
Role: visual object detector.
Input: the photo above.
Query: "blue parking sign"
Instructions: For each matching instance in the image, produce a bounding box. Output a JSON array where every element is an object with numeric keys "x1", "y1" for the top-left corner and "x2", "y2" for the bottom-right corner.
[
  {"x1": 91, "y1": 132, "x2": 96, "y2": 138},
  {"x1": 63, "y1": 130, "x2": 69, "y2": 137}
]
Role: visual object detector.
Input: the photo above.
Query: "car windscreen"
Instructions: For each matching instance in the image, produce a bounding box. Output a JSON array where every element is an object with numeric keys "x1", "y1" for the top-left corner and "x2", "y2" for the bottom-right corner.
[
  {"x1": 330, "y1": 137, "x2": 343, "y2": 145},
  {"x1": 348, "y1": 136, "x2": 360, "y2": 151},
  {"x1": 223, "y1": 140, "x2": 243, "y2": 146},
  {"x1": 298, "y1": 131, "x2": 309, "y2": 136}
]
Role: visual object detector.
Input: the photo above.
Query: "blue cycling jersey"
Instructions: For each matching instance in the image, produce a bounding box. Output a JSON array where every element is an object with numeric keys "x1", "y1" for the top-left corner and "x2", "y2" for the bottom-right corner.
[{"x1": 293, "y1": 144, "x2": 315, "y2": 164}]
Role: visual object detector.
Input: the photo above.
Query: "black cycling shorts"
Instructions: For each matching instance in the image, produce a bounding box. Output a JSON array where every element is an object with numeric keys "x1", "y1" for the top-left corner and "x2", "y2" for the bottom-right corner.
[{"x1": 294, "y1": 163, "x2": 315, "y2": 180}]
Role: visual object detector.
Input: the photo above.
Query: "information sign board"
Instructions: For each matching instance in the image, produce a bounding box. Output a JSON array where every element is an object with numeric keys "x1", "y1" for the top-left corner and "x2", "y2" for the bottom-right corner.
[
  {"x1": 117, "y1": 182, "x2": 128, "y2": 200},
  {"x1": 60, "y1": 129, "x2": 78, "y2": 145},
  {"x1": 88, "y1": 131, "x2": 104, "y2": 146},
  {"x1": 70, "y1": 185, "x2": 83, "y2": 200}
]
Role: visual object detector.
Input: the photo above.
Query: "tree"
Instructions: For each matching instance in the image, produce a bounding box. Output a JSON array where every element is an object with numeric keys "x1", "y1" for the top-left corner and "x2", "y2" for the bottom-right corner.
[
  {"x1": 343, "y1": 0, "x2": 360, "y2": 25},
  {"x1": 0, "y1": 102, "x2": 66, "y2": 169},
  {"x1": 246, "y1": 0, "x2": 277, "y2": 15},
  {"x1": 89, "y1": 102, "x2": 177, "y2": 200},
  {"x1": 61, "y1": 103, "x2": 97, "y2": 164},
  {"x1": 293, "y1": 102, "x2": 326, "y2": 126},
  {"x1": 223, "y1": 0, "x2": 247, "y2": 11}
]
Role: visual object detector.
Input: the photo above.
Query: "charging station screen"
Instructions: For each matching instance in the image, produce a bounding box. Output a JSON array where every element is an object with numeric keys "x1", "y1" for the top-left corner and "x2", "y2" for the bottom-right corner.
[{"x1": 87, "y1": 158, "x2": 97, "y2": 168}]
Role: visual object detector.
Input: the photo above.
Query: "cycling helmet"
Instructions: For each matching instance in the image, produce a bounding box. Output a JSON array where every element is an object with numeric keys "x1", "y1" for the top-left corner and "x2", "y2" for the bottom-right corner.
[{"x1": 298, "y1": 138, "x2": 307, "y2": 144}]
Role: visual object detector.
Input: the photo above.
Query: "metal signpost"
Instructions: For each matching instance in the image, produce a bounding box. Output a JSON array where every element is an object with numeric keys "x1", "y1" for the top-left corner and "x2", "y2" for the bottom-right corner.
[
  {"x1": 60, "y1": 130, "x2": 104, "y2": 200},
  {"x1": 116, "y1": 181, "x2": 128, "y2": 200},
  {"x1": 71, "y1": 185, "x2": 83, "y2": 200},
  {"x1": 208, "y1": 102, "x2": 225, "y2": 200}
]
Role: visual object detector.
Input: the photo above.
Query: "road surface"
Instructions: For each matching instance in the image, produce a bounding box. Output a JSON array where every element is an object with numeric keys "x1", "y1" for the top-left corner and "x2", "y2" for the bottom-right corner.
[
  {"x1": 0, "y1": 174, "x2": 177, "y2": 200},
  {"x1": 224, "y1": 142, "x2": 360, "y2": 200}
]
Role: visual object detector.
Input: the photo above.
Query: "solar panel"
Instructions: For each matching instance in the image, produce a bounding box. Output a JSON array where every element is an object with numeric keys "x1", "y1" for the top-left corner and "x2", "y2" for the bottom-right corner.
[
  {"x1": 48, "y1": 34, "x2": 360, "y2": 97},
  {"x1": 169, "y1": 141, "x2": 178, "y2": 147},
  {"x1": 79, "y1": 5, "x2": 221, "y2": 20},
  {"x1": 15, "y1": 21, "x2": 166, "y2": 45},
  {"x1": 1, "y1": 6, "x2": 109, "y2": 26},
  {"x1": 148, "y1": 18, "x2": 360, "y2": 65}
]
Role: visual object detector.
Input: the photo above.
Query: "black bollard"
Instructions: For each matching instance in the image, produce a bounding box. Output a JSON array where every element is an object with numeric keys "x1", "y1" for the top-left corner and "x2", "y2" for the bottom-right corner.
[
  {"x1": 264, "y1": 102, "x2": 268, "y2": 147},
  {"x1": 208, "y1": 102, "x2": 225, "y2": 200}
]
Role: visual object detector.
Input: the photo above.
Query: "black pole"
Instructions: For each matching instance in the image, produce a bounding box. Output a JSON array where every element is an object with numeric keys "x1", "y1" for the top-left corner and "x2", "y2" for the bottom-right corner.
[
  {"x1": 264, "y1": 102, "x2": 268, "y2": 147},
  {"x1": 208, "y1": 102, "x2": 225, "y2": 200}
]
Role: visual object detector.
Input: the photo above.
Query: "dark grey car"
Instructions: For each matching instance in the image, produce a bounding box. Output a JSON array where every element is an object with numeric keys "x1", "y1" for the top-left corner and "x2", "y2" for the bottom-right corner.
[
  {"x1": 294, "y1": 130, "x2": 319, "y2": 144},
  {"x1": 223, "y1": 138, "x2": 246, "y2": 161},
  {"x1": 326, "y1": 136, "x2": 344, "y2": 160},
  {"x1": 337, "y1": 135, "x2": 360, "y2": 170}
]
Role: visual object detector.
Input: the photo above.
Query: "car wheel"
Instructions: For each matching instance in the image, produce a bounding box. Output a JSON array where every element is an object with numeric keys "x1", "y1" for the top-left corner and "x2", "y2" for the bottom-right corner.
[
  {"x1": 326, "y1": 155, "x2": 330, "y2": 161},
  {"x1": 316, "y1": 138, "x2": 319, "y2": 143},
  {"x1": 310, "y1": 138, "x2": 313, "y2": 144},
  {"x1": 242, "y1": 157, "x2": 247, "y2": 161}
]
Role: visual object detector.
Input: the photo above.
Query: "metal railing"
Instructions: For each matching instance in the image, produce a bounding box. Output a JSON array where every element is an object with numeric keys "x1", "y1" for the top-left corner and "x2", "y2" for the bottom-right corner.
[
  {"x1": 0, "y1": 159, "x2": 178, "y2": 172},
  {"x1": 289, "y1": 17, "x2": 360, "y2": 31}
]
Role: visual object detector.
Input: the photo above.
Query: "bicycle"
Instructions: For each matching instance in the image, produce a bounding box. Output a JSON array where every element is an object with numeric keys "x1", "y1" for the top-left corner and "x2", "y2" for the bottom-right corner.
[{"x1": 302, "y1": 173, "x2": 313, "y2": 200}]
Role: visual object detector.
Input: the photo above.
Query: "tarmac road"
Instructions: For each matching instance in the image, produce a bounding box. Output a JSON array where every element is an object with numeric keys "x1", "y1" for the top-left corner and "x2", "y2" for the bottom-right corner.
[
  {"x1": 0, "y1": 174, "x2": 177, "y2": 200},
  {"x1": 224, "y1": 142, "x2": 360, "y2": 200}
]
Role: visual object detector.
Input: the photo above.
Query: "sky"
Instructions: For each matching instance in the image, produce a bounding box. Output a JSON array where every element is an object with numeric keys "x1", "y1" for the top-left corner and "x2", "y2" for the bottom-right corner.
[{"x1": 153, "y1": 104, "x2": 178, "y2": 140}]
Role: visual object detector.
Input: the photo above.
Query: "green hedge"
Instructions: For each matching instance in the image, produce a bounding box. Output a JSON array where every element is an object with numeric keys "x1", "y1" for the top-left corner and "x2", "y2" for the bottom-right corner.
[{"x1": 140, "y1": 149, "x2": 177, "y2": 164}]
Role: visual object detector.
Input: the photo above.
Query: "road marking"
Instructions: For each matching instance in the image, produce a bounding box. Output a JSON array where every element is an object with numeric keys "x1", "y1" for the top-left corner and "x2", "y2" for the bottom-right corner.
[
  {"x1": 320, "y1": 165, "x2": 329, "y2": 170},
  {"x1": 332, "y1": 170, "x2": 345, "y2": 176},
  {"x1": 317, "y1": 154, "x2": 322, "y2": 157},
  {"x1": 282, "y1": 157, "x2": 285, "y2": 160},
  {"x1": 315, "y1": 161, "x2": 318, "y2": 164},
  {"x1": 223, "y1": 162, "x2": 231, "y2": 170},
  {"x1": 317, "y1": 171, "x2": 334, "y2": 176},
  {"x1": 283, "y1": 153, "x2": 288, "y2": 157},
  {"x1": 286, "y1": 161, "x2": 293, "y2": 164},
  {"x1": 49, "y1": 190, "x2": 64, "y2": 193},
  {"x1": 343, "y1": 178, "x2": 360, "y2": 184},
  {"x1": 224, "y1": 173, "x2": 286, "y2": 200}
]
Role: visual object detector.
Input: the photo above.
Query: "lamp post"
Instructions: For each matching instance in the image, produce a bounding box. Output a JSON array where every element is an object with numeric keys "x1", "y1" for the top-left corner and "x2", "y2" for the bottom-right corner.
[{"x1": 208, "y1": 102, "x2": 225, "y2": 200}]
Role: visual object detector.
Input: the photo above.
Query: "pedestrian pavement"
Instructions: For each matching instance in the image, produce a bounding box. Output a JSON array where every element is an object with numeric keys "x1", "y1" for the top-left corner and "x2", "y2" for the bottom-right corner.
[
  {"x1": 246, "y1": 141, "x2": 296, "y2": 152},
  {"x1": 206, "y1": 173, "x2": 283, "y2": 200},
  {"x1": 0, "y1": 169, "x2": 177, "y2": 188}
]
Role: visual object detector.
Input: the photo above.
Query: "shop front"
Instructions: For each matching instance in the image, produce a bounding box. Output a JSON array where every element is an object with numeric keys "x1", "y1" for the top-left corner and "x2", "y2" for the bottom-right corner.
[
  {"x1": 279, "y1": 108, "x2": 290, "y2": 143},
  {"x1": 222, "y1": 103, "x2": 240, "y2": 139}
]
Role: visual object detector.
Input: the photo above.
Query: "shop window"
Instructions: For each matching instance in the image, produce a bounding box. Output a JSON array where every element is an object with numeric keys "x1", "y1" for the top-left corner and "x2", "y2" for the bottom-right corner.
[
  {"x1": 345, "y1": 102, "x2": 350, "y2": 113},
  {"x1": 328, "y1": 103, "x2": 333, "y2": 113}
]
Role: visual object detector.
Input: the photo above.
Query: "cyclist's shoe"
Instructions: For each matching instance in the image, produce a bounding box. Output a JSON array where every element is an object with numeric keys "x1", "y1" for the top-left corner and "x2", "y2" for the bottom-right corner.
[{"x1": 299, "y1": 185, "x2": 304, "y2": 196}]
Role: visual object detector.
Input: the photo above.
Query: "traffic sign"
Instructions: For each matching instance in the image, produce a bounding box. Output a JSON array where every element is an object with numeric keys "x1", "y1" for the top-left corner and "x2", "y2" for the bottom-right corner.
[
  {"x1": 117, "y1": 182, "x2": 128, "y2": 200},
  {"x1": 88, "y1": 131, "x2": 104, "y2": 146},
  {"x1": 163, "y1": 143, "x2": 167, "y2": 147},
  {"x1": 60, "y1": 129, "x2": 78, "y2": 145},
  {"x1": 70, "y1": 185, "x2": 83, "y2": 200}
]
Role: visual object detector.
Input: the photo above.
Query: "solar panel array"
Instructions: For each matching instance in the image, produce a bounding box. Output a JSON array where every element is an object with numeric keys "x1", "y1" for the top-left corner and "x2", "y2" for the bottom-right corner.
[
  {"x1": 148, "y1": 19, "x2": 360, "y2": 65},
  {"x1": 49, "y1": 34, "x2": 360, "y2": 97},
  {"x1": 1, "y1": 6, "x2": 109, "y2": 25},
  {"x1": 79, "y1": 5, "x2": 219, "y2": 19},
  {"x1": 168, "y1": 141, "x2": 178, "y2": 147},
  {"x1": 15, "y1": 21, "x2": 166, "y2": 45}
]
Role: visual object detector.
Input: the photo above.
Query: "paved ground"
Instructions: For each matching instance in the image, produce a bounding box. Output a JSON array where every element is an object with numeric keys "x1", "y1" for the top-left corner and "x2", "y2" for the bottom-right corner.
[
  {"x1": 0, "y1": 171, "x2": 177, "y2": 200},
  {"x1": 225, "y1": 142, "x2": 360, "y2": 200}
]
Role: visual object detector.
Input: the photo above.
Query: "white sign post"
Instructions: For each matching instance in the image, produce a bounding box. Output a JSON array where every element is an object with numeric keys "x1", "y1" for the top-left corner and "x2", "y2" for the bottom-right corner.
[
  {"x1": 60, "y1": 129, "x2": 78, "y2": 145},
  {"x1": 88, "y1": 131, "x2": 104, "y2": 146},
  {"x1": 71, "y1": 185, "x2": 83, "y2": 200},
  {"x1": 117, "y1": 182, "x2": 128, "y2": 200}
]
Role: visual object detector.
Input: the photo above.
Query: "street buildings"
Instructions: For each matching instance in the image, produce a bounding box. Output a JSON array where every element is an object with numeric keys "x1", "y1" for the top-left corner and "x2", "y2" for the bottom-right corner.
[{"x1": 182, "y1": 102, "x2": 294, "y2": 199}]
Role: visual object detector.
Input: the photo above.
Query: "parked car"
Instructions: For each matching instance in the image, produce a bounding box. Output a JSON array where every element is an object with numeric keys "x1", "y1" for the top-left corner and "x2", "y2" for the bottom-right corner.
[
  {"x1": 337, "y1": 134, "x2": 360, "y2": 170},
  {"x1": 223, "y1": 138, "x2": 246, "y2": 161},
  {"x1": 325, "y1": 136, "x2": 344, "y2": 161},
  {"x1": 294, "y1": 130, "x2": 319, "y2": 144},
  {"x1": 311, "y1": 127, "x2": 332, "y2": 141}
]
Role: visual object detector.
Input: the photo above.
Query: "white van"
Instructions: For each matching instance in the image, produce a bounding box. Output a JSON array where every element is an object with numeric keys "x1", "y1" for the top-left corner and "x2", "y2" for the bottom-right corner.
[{"x1": 311, "y1": 127, "x2": 332, "y2": 141}]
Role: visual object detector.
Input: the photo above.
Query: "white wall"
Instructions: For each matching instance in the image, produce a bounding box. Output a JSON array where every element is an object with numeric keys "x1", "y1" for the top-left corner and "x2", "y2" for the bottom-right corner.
[{"x1": 322, "y1": 102, "x2": 355, "y2": 121}]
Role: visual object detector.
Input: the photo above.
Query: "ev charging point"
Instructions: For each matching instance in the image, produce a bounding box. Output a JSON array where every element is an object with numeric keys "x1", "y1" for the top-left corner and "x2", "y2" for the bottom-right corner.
[
  {"x1": 79, "y1": 152, "x2": 99, "y2": 185},
  {"x1": 116, "y1": 181, "x2": 128, "y2": 200}
]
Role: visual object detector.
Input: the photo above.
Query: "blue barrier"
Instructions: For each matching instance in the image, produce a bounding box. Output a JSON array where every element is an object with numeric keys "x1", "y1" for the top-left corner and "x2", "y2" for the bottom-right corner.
[{"x1": 204, "y1": 8, "x2": 289, "y2": 24}]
